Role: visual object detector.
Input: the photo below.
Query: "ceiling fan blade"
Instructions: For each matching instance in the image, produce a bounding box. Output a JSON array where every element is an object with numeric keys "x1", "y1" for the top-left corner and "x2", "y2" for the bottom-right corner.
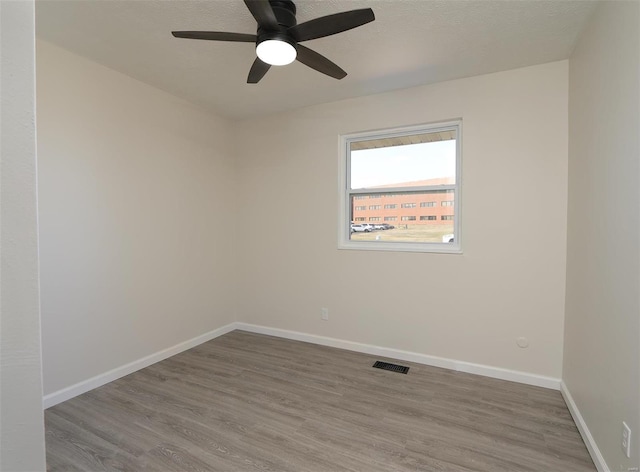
[
  {"x1": 172, "y1": 31, "x2": 257, "y2": 42},
  {"x1": 247, "y1": 57, "x2": 271, "y2": 84},
  {"x1": 243, "y1": 0, "x2": 278, "y2": 29},
  {"x1": 289, "y1": 8, "x2": 375, "y2": 42},
  {"x1": 296, "y1": 44, "x2": 346, "y2": 80}
]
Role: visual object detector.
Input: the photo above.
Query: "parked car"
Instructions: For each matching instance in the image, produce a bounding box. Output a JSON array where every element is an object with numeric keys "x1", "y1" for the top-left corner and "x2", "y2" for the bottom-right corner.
[
  {"x1": 373, "y1": 223, "x2": 386, "y2": 230},
  {"x1": 351, "y1": 224, "x2": 372, "y2": 233},
  {"x1": 361, "y1": 223, "x2": 374, "y2": 231},
  {"x1": 442, "y1": 234, "x2": 454, "y2": 243}
]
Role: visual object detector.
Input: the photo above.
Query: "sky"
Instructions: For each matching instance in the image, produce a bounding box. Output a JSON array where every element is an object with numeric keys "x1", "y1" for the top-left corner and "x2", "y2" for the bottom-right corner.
[{"x1": 350, "y1": 140, "x2": 456, "y2": 189}]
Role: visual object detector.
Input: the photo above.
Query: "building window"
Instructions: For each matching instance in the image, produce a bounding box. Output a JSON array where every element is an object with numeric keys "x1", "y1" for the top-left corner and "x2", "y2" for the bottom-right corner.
[
  {"x1": 355, "y1": 206, "x2": 366, "y2": 211},
  {"x1": 339, "y1": 120, "x2": 461, "y2": 253},
  {"x1": 354, "y1": 217, "x2": 366, "y2": 221}
]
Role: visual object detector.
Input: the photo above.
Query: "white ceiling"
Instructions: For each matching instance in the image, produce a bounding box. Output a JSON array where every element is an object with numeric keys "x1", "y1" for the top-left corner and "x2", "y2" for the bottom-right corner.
[{"x1": 36, "y1": 0, "x2": 597, "y2": 120}]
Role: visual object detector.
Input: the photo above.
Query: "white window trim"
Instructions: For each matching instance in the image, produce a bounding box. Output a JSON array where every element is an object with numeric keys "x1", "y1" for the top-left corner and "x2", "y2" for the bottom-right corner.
[{"x1": 338, "y1": 120, "x2": 463, "y2": 254}]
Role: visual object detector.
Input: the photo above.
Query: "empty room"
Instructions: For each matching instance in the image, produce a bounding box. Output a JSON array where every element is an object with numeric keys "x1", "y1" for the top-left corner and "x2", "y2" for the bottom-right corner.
[{"x1": 1, "y1": 0, "x2": 638, "y2": 471}]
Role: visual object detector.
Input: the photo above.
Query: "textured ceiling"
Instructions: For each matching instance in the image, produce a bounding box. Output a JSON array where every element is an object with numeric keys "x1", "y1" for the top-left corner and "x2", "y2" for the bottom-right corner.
[{"x1": 35, "y1": 0, "x2": 597, "y2": 120}]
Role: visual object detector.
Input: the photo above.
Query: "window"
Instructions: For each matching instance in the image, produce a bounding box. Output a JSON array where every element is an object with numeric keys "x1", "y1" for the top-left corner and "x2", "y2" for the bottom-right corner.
[
  {"x1": 355, "y1": 205, "x2": 366, "y2": 211},
  {"x1": 339, "y1": 120, "x2": 461, "y2": 253},
  {"x1": 355, "y1": 217, "x2": 366, "y2": 221}
]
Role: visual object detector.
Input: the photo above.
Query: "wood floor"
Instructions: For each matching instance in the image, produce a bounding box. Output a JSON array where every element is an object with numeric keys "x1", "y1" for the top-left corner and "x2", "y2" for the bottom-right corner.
[{"x1": 45, "y1": 330, "x2": 595, "y2": 471}]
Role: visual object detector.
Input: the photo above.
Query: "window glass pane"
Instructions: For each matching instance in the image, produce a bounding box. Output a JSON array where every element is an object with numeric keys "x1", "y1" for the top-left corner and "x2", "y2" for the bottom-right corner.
[
  {"x1": 349, "y1": 190, "x2": 455, "y2": 243},
  {"x1": 350, "y1": 134, "x2": 456, "y2": 190}
]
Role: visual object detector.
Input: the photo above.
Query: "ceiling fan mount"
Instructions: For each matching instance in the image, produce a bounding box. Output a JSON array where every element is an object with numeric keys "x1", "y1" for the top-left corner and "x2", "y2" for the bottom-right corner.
[{"x1": 172, "y1": 0, "x2": 375, "y2": 84}]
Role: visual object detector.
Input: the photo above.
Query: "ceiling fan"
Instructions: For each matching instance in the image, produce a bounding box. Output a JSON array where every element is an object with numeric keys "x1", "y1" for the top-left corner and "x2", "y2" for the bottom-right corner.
[{"x1": 172, "y1": 0, "x2": 375, "y2": 84}]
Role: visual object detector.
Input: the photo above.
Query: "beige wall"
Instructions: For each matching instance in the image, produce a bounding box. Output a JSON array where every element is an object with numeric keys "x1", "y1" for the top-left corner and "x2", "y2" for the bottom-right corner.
[
  {"x1": 0, "y1": 0, "x2": 47, "y2": 469},
  {"x1": 36, "y1": 41, "x2": 237, "y2": 395},
  {"x1": 235, "y1": 61, "x2": 569, "y2": 379},
  {"x1": 565, "y1": 1, "x2": 640, "y2": 470}
]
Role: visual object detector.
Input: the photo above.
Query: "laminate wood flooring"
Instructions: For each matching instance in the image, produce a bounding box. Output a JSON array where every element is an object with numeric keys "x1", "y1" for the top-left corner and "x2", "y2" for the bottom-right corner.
[{"x1": 45, "y1": 330, "x2": 596, "y2": 471}]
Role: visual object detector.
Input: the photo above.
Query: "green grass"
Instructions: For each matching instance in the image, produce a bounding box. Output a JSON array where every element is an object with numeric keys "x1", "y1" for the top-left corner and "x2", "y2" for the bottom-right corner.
[{"x1": 351, "y1": 225, "x2": 454, "y2": 243}]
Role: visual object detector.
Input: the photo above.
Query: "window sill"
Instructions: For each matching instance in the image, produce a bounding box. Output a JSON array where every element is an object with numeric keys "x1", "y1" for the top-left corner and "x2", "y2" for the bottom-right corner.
[{"x1": 338, "y1": 240, "x2": 463, "y2": 254}]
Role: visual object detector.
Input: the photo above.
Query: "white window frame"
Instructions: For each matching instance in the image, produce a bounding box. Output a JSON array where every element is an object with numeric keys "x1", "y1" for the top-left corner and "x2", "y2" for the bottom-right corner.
[{"x1": 338, "y1": 120, "x2": 462, "y2": 254}]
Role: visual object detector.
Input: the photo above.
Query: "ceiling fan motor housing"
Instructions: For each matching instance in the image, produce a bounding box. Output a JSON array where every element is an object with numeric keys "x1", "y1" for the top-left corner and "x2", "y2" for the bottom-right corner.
[
  {"x1": 270, "y1": 0, "x2": 297, "y2": 28},
  {"x1": 257, "y1": 0, "x2": 297, "y2": 48}
]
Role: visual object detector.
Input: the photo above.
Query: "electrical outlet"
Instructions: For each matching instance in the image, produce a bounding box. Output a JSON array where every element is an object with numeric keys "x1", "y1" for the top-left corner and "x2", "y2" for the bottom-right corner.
[
  {"x1": 622, "y1": 421, "x2": 631, "y2": 458},
  {"x1": 321, "y1": 307, "x2": 329, "y2": 321}
]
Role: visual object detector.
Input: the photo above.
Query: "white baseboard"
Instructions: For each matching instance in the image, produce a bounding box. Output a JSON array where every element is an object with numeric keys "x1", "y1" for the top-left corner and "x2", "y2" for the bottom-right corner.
[
  {"x1": 44, "y1": 321, "x2": 562, "y2": 409},
  {"x1": 43, "y1": 323, "x2": 237, "y2": 409},
  {"x1": 560, "y1": 381, "x2": 610, "y2": 472},
  {"x1": 235, "y1": 322, "x2": 561, "y2": 390}
]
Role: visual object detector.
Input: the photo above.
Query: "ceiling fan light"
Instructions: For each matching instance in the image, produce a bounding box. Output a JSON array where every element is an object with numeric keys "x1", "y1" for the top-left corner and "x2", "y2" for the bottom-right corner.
[{"x1": 256, "y1": 39, "x2": 297, "y2": 66}]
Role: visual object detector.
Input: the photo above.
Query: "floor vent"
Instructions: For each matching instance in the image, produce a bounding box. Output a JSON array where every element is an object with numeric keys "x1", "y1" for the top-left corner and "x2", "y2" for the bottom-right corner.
[{"x1": 372, "y1": 361, "x2": 409, "y2": 374}]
